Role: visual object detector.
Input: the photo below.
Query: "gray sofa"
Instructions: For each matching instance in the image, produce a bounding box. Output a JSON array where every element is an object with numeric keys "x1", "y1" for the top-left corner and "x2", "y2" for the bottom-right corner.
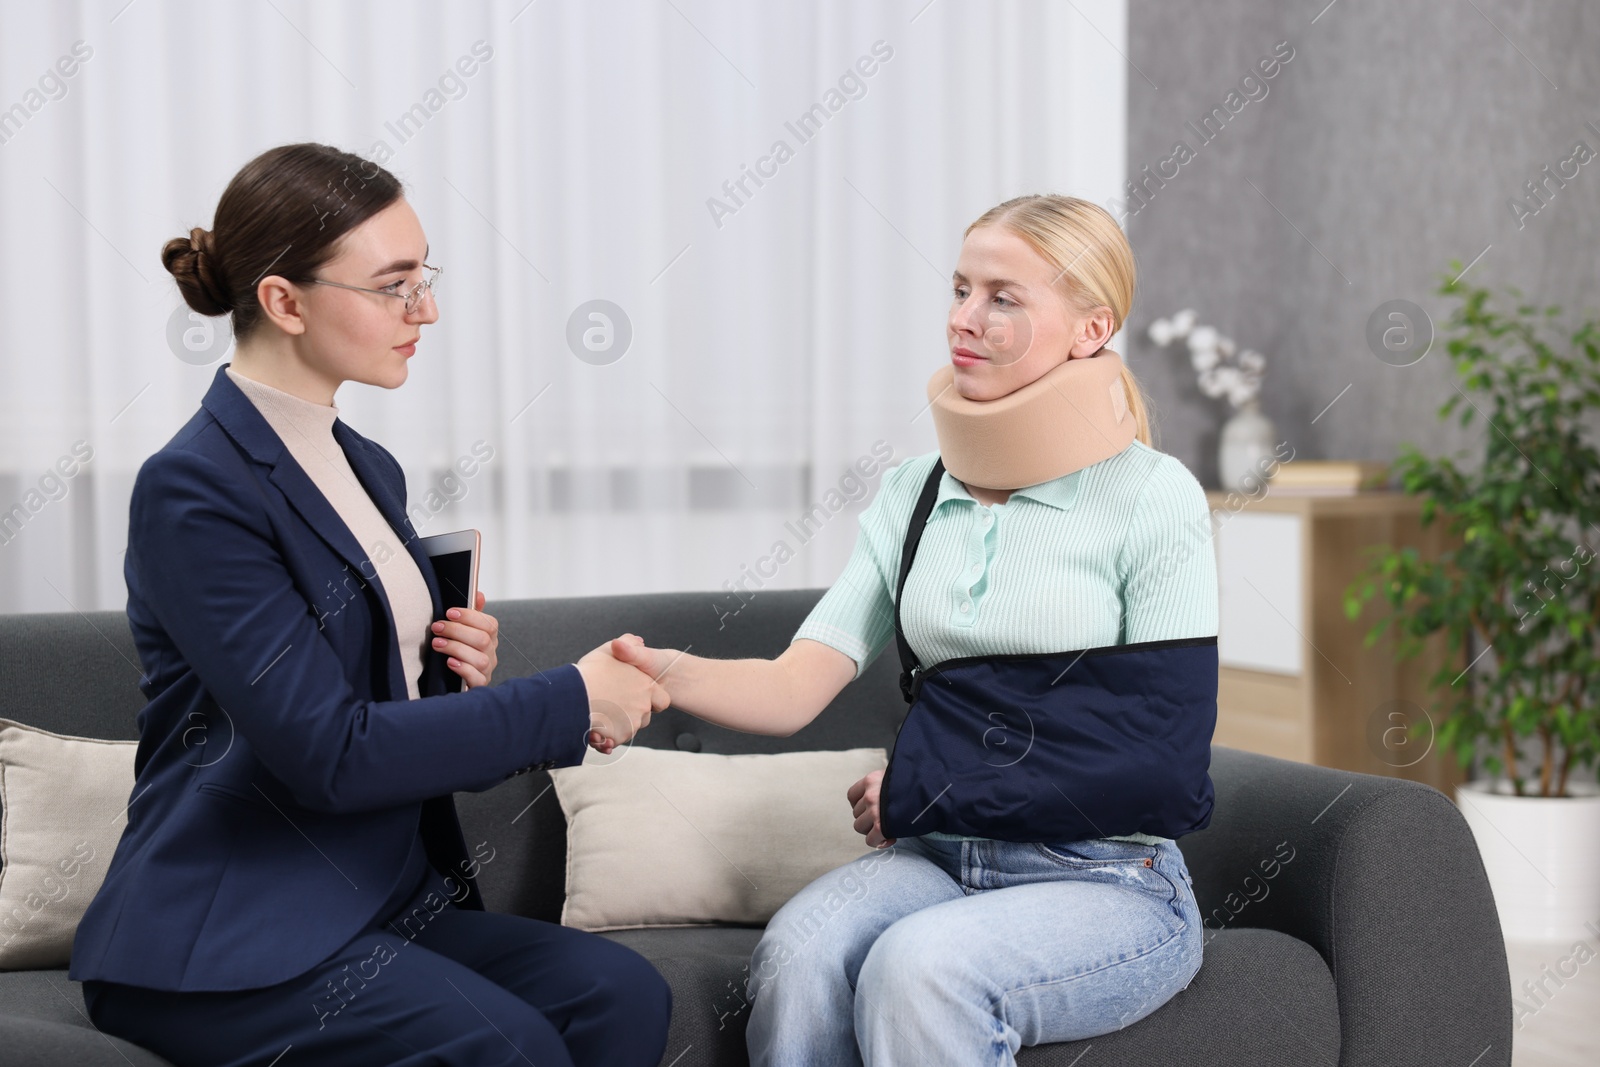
[{"x1": 1, "y1": 589, "x2": 1512, "y2": 1066}]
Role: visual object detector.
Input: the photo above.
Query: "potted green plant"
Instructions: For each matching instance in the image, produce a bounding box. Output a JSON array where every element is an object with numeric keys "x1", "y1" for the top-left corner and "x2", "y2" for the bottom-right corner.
[{"x1": 1344, "y1": 264, "x2": 1600, "y2": 942}]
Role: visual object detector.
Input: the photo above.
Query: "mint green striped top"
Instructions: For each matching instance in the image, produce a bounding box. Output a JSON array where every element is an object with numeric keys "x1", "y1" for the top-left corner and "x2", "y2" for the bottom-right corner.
[{"x1": 792, "y1": 441, "x2": 1219, "y2": 846}]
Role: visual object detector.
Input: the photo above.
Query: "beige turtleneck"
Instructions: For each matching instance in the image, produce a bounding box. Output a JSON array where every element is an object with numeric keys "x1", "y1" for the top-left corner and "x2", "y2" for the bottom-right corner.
[{"x1": 226, "y1": 366, "x2": 434, "y2": 700}]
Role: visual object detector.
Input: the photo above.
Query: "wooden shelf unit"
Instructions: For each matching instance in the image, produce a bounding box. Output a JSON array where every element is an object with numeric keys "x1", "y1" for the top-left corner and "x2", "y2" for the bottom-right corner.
[{"x1": 1204, "y1": 489, "x2": 1466, "y2": 794}]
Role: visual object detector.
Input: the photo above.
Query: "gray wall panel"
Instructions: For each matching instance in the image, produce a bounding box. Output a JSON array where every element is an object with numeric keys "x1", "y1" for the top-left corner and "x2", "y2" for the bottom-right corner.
[{"x1": 1126, "y1": 0, "x2": 1598, "y2": 485}]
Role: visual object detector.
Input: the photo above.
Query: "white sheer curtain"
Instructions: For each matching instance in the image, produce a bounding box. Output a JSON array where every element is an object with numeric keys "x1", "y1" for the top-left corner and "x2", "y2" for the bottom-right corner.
[{"x1": 0, "y1": 0, "x2": 1126, "y2": 615}]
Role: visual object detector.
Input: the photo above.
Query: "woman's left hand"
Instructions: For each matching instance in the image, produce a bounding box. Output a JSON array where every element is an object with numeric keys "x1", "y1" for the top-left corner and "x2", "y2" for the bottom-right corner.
[{"x1": 432, "y1": 590, "x2": 499, "y2": 690}]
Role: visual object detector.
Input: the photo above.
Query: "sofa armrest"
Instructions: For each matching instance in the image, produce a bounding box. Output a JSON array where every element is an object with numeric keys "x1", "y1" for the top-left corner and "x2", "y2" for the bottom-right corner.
[{"x1": 1180, "y1": 745, "x2": 1512, "y2": 1067}]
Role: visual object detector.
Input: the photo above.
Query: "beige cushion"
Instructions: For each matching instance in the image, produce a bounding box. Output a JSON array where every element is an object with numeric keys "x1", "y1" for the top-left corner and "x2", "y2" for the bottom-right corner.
[
  {"x1": 0, "y1": 719, "x2": 136, "y2": 969},
  {"x1": 550, "y1": 746, "x2": 886, "y2": 931}
]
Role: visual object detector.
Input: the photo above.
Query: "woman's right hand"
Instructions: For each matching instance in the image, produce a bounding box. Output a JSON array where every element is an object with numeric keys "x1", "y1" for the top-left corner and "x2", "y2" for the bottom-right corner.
[
  {"x1": 606, "y1": 633, "x2": 680, "y2": 680},
  {"x1": 848, "y1": 769, "x2": 896, "y2": 848},
  {"x1": 581, "y1": 634, "x2": 856, "y2": 740},
  {"x1": 575, "y1": 639, "x2": 671, "y2": 752}
]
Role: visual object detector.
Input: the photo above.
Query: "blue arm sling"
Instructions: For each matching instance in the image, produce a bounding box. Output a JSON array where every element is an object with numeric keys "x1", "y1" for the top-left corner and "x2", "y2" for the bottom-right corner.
[{"x1": 879, "y1": 457, "x2": 1218, "y2": 843}]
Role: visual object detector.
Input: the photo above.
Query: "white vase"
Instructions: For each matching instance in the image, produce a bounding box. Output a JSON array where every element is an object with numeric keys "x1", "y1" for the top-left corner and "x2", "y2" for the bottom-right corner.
[
  {"x1": 1456, "y1": 778, "x2": 1600, "y2": 941},
  {"x1": 1217, "y1": 399, "x2": 1277, "y2": 493}
]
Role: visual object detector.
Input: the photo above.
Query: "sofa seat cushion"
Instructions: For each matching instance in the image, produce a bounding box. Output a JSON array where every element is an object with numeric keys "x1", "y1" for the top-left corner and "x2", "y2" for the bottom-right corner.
[
  {"x1": 602, "y1": 925, "x2": 766, "y2": 1066},
  {"x1": 3, "y1": 928, "x2": 1336, "y2": 1067},
  {"x1": 0, "y1": 970, "x2": 174, "y2": 1065},
  {"x1": 599, "y1": 925, "x2": 1339, "y2": 1066}
]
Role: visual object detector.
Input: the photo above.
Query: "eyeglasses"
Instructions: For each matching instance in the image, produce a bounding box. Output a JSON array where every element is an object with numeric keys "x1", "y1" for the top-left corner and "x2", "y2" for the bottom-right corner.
[{"x1": 307, "y1": 264, "x2": 442, "y2": 314}]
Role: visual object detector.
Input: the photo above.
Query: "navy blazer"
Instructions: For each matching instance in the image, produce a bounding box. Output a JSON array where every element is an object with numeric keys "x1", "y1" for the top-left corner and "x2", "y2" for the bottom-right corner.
[{"x1": 69, "y1": 363, "x2": 590, "y2": 992}]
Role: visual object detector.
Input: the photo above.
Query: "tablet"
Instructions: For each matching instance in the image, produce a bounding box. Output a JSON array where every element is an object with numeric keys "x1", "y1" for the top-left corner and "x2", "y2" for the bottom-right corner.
[{"x1": 421, "y1": 529, "x2": 480, "y2": 693}]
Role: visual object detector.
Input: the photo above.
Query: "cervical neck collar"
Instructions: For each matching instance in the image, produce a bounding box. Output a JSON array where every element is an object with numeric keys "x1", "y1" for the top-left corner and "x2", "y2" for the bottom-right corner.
[{"x1": 927, "y1": 349, "x2": 1137, "y2": 492}]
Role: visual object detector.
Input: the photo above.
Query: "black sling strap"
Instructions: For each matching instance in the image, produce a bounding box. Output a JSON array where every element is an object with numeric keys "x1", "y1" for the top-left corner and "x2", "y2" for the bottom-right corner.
[{"x1": 893, "y1": 457, "x2": 947, "y2": 704}]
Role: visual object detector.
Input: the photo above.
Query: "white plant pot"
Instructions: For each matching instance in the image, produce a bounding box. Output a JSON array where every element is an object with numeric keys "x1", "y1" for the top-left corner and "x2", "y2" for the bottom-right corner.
[
  {"x1": 1217, "y1": 401, "x2": 1276, "y2": 493},
  {"x1": 1455, "y1": 778, "x2": 1600, "y2": 942}
]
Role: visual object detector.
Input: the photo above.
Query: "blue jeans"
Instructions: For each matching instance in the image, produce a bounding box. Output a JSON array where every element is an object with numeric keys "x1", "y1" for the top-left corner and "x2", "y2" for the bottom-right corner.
[{"x1": 745, "y1": 834, "x2": 1202, "y2": 1066}]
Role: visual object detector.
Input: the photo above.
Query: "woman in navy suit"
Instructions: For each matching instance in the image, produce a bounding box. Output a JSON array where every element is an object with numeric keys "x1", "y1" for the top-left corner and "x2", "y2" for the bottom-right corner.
[{"x1": 70, "y1": 143, "x2": 673, "y2": 1067}]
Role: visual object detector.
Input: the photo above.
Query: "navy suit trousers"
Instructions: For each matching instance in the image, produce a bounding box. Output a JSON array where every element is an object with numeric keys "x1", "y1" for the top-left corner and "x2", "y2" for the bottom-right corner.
[{"x1": 80, "y1": 859, "x2": 672, "y2": 1067}]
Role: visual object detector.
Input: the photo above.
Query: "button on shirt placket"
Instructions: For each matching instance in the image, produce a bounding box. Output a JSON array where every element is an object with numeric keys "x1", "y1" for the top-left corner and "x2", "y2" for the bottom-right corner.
[{"x1": 953, "y1": 504, "x2": 999, "y2": 627}]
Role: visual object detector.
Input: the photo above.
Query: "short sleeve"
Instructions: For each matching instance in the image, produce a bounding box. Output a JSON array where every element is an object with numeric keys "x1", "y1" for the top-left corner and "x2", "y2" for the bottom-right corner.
[
  {"x1": 791, "y1": 452, "x2": 939, "y2": 681},
  {"x1": 1115, "y1": 453, "x2": 1219, "y2": 643}
]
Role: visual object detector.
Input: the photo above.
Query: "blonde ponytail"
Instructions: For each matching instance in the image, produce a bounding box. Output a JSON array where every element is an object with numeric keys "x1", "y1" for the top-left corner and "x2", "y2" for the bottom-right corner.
[{"x1": 1118, "y1": 365, "x2": 1152, "y2": 447}]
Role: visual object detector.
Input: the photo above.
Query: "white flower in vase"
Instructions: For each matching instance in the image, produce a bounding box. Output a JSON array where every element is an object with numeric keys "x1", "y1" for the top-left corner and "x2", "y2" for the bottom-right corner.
[
  {"x1": 1146, "y1": 313, "x2": 1267, "y2": 413},
  {"x1": 1226, "y1": 378, "x2": 1258, "y2": 408},
  {"x1": 1146, "y1": 309, "x2": 1276, "y2": 491}
]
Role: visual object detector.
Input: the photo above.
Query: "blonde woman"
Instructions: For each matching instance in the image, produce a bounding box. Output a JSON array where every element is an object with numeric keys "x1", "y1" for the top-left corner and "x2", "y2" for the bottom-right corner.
[{"x1": 607, "y1": 195, "x2": 1217, "y2": 1064}]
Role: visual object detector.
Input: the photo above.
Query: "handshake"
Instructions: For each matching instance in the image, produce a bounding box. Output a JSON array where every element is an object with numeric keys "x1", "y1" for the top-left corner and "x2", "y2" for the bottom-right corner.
[
  {"x1": 566, "y1": 631, "x2": 895, "y2": 847},
  {"x1": 572, "y1": 633, "x2": 674, "y2": 754}
]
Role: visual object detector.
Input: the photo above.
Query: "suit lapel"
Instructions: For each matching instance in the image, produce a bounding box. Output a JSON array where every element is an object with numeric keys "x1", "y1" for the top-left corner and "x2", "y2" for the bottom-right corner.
[
  {"x1": 201, "y1": 364, "x2": 443, "y2": 701},
  {"x1": 333, "y1": 421, "x2": 446, "y2": 621}
]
